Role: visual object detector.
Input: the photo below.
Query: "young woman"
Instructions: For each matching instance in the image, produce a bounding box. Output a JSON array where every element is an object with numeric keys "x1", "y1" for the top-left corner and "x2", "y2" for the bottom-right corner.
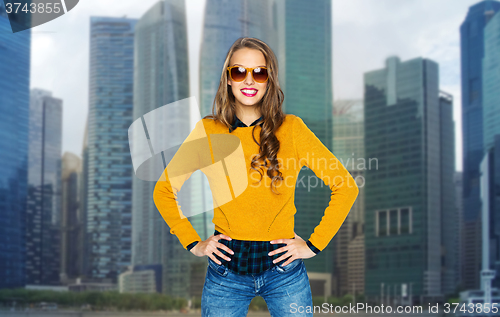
[{"x1": 153, "y1": 37, "x2": 359, "y2": 317}]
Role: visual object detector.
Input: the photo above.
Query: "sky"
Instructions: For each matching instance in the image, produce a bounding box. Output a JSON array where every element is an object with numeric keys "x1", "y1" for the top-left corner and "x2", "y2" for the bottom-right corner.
[{"x1": 29, "y1": 0, "x2": 483, "y2": 171}]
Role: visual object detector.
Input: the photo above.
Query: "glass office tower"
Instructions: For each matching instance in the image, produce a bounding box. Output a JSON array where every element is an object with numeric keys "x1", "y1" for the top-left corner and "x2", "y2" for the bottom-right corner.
[
  {"x1": 132, "y1": 0, "x2": 192, "y2": 297},
  {"x1": 439, "y1": 91, "x2": 460, "y2": 296},
  {"x1": 273, "y1": 0, "x2": 335, "y2": 297},
  {"x1": 87, "y1": 16, "x2": 137, "y2": 282},
  {"x1": 482, "y1": 9, "x2": 500, "y2": 287},
  {"x1": 199, "y1": 0, "x2": 275, "y2": 117},
  {"x1": 0, "y1": 2, "x2": 31, "y2": 289},
  {"x1": 61, "y1": 152, "x2": 82, "y2": 283},
  {"x1": 479, "y1": 135, "x2": 500, "y2": 289},
  {"x1": 332, "y1": 100, "x2": 365, "y2": 297},
  {"x1": 483, "y1": 9, "x2": 500, "y2": 152},
  {"x1": 26, "y1": 89, "x2": 63, "y2": 286},
  {"x1": 80, "y1": 119, "x2": 89, "y2": 279},
  {"x1": 364, "y1": 56, "x2": 445, "y2": 304},
  {"x1": 460, "y1": 0, "x2": 500, "y2": 290}
]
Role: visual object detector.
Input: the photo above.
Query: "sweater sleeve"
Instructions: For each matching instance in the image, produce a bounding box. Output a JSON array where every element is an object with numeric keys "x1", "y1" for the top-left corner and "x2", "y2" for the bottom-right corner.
[
  {"x1": 292, "y1": 115, "x2": 359, "y2": 252},
  {"x1": 153, "y1": 120, "x2": 206, "y2": 250}
]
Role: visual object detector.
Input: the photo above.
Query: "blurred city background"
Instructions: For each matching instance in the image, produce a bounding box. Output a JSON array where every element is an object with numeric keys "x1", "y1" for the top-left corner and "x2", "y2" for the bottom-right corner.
[{"x1": 1, "y1": 0, "x2": 499, "y2": 315}]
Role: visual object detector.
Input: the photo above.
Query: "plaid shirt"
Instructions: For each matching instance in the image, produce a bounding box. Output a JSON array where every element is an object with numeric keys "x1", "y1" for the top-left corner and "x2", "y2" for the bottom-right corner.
[
  {"x1": 186, "y1": 230, "x2": 319, "y2": 275},
  {"x1": 185, "y1": 114, "x2": 321, "y2": 274}
]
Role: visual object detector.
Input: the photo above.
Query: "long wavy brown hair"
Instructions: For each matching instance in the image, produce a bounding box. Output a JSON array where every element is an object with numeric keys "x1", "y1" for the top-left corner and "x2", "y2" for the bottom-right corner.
[{"x1": 203, "y1": 37, "x2": 286, "y2": 195}]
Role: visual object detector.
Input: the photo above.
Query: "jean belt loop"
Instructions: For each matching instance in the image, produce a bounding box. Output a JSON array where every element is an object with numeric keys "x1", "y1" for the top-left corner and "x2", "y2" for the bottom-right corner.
[{"x1": 217, "y1": 265, "x2": 226, "y2": 275}]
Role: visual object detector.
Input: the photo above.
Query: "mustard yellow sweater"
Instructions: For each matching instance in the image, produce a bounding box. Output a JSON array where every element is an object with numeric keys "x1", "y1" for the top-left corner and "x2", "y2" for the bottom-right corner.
[{"x1": 153, "y1": 114, "x2": 359, "y2": 252}]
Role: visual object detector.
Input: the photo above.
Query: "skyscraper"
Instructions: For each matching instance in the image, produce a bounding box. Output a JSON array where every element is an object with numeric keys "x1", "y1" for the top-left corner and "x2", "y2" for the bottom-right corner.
[
  {"x1": 332, "y1": 99, "x2": 365, "y2": 297},
  {"x1": 132, "y1": 0, "x2": 191, "y2": 297},
  {"x1": 481, "y1": 8, "x2": 500, "y2": 288},
  {"x1": 61, "y1": 152, "x2": 82, "y2": 284},
  {"x1": 80, "y1": 118, "x2": 89, "y2": 279},
  {"x1": 478, "y1": 135, "x2": 500, "y2": 290},
  {"x1": 26, "y1": 88, "x2": 63, "y2": 286},
  {"x1": 439, "y1": 91, "x2": 460, "y2": 296},
  {"x1": 483, "y1": 9, "x2": 500, "y2": 152},
  {"x1": 460, "y1": 0, "x2": 500, "y2": 290},
  {"x1": 86, "y1": 16, "x2": 137, "y2": 282},
  {"x1": 364, "y1": 56, "x2": 447, "y2": 304},
  {"x1": 455, "y1": 171, "x2": 464, "y2": 290},
  {"x1": 199, "y1": 0, "x2": 276, "y2": 118},
  {"x1": 0, "y1": 2, "x2": 31, "y2": 289},
  {"x1": 273, "y1": 0, "x2": 335, "y2": 296}
]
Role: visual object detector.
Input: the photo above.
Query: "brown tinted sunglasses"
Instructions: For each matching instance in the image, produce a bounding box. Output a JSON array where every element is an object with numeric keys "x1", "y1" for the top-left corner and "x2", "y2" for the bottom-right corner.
[{"x1": 227, "y1": 66, "x2": 269, "y2": 83}]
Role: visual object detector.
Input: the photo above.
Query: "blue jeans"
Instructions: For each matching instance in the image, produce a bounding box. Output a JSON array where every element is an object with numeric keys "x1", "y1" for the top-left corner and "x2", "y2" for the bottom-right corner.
[{"x1": 201, "y1": 256, "x2": 313, "y2": 316}]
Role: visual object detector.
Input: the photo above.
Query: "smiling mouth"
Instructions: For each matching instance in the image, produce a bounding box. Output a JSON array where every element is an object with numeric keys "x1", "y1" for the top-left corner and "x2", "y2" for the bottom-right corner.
[{"x1": 241, "y1": 89, "x2": 258, "y2": 97}]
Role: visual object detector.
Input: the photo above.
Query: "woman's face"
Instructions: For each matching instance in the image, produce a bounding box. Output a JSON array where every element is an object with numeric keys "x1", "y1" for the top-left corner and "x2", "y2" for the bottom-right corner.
[{"x1": 228, "y1": 48, "x2": 268, "y2": 112}]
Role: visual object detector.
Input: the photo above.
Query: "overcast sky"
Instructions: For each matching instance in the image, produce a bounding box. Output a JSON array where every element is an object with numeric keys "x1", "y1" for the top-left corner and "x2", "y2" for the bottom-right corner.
[{"x1": 30, "y1": 0, "x2": 482, "y2": 171}]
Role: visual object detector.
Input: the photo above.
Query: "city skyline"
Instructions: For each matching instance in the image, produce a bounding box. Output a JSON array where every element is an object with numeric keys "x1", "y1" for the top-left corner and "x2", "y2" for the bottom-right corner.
[
  {"x1": 2, "y1": 0, "x2": 498, "y2": 307},
  {"x1": 29, "y1": 0, "x2": 473, "y2": 171}
]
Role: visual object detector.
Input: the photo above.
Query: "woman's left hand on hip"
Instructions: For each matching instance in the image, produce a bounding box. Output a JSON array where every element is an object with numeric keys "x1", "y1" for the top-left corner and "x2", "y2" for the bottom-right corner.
[{"x1": 268, "y1": 232, "x2": 317, "y2": 266}]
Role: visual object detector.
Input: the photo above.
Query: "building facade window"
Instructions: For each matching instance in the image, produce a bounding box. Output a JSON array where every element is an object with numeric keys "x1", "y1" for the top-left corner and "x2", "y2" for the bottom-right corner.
[{"x1": 375, "y1": 207, "x2": 412, "y2": 237}]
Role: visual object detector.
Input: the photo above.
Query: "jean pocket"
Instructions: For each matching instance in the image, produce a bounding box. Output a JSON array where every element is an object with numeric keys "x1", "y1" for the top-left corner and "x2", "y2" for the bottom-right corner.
[
  {"x1": 208, "y1": 257, "x2": 229, "y2": 277},
  {"x1": 275, "y1": 258, "x2": 303, "y2": 274}
]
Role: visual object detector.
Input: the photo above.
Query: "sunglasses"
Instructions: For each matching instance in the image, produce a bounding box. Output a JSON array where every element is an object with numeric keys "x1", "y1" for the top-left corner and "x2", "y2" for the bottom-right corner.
[{"x1": 227, "y1": 66, "x2": 269, "y2": 83}]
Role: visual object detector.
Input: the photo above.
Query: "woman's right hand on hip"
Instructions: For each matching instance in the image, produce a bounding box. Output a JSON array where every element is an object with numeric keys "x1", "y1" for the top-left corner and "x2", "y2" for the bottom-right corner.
[{"x1": 190, "y1": 233, "x2": 234, "y2": 264}]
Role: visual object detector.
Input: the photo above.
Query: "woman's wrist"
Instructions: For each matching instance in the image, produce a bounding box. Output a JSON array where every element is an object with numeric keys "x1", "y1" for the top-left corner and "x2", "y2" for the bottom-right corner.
[
  {"x1": 187, "y1": 240, "x2": 200, "y2": 252},
  {"x1": 306, "y1": 240, "x2": 321, "y2": 254}
]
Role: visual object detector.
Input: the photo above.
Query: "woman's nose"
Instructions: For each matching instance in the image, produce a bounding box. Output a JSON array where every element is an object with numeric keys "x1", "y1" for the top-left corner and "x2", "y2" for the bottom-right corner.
[{"x1": 244, "y1": 70, "x2": 254, "y2": 85}]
